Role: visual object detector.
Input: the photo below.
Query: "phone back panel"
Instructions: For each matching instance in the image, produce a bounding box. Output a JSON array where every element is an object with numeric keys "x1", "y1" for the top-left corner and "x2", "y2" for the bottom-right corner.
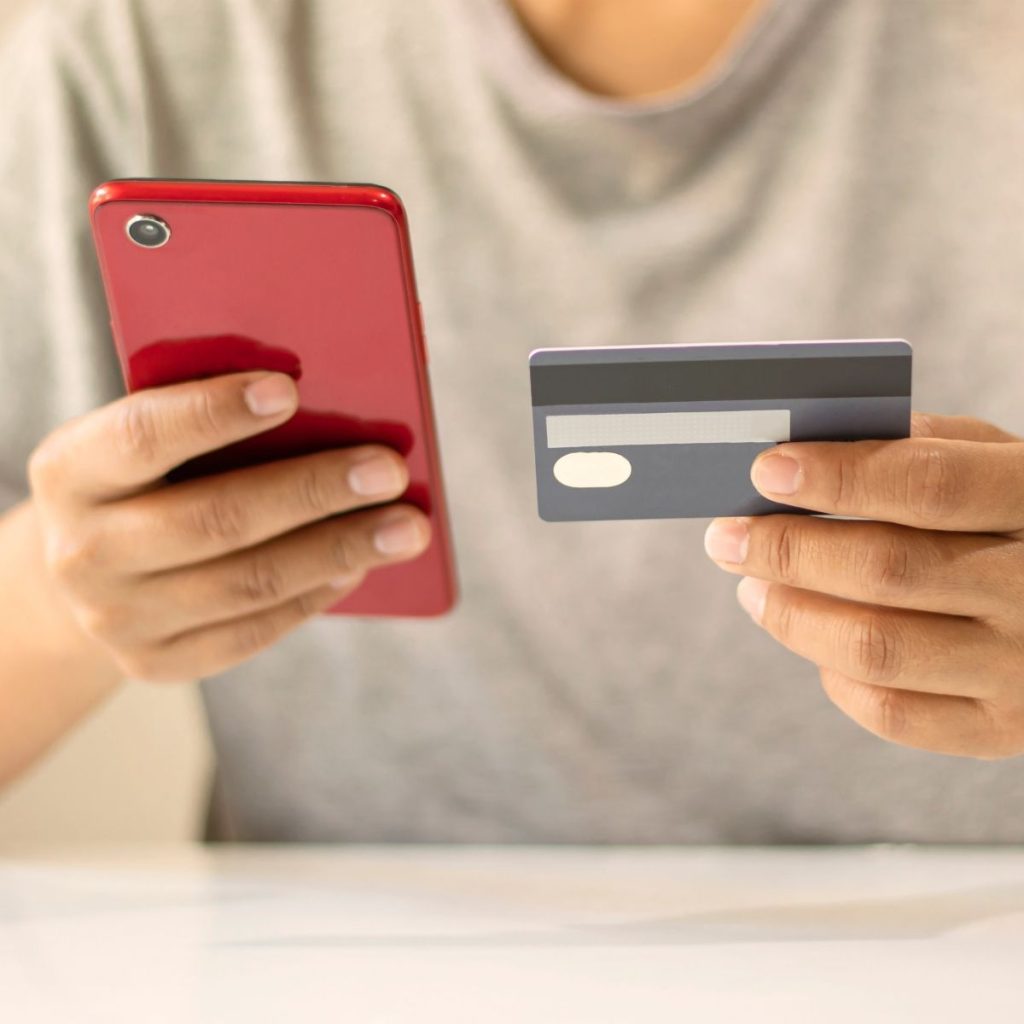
[{"x1": 90, "y1": 180, "x2": 456, "y2": 617}]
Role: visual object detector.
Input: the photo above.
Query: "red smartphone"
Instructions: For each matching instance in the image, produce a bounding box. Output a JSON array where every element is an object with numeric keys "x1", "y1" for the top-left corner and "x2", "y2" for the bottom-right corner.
[{"x1": 89, "y1": 179, "x2": 457, "y2": 617}]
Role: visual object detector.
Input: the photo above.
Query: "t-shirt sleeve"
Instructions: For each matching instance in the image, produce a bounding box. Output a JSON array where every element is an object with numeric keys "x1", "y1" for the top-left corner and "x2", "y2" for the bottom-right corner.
[{"x1": 0, "y1": 0, "x2": 140, "y2": 513}]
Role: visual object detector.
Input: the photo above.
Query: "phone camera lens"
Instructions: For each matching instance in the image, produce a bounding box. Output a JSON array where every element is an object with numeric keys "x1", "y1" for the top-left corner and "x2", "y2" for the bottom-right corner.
[{"x1": 126, "y1": 214, "x2": 171, "y2": 249}]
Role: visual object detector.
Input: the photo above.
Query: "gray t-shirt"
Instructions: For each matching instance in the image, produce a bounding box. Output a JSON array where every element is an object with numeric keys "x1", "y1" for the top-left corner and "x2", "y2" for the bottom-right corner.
[{"x1": 2, "y1": 0, "x2": 1023, "y2": 842}]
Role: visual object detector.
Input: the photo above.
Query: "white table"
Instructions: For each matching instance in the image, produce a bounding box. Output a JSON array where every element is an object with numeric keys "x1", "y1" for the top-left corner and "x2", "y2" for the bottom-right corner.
[{"x1": 2, "y1": 844, "x2": 1024, "y2": 1022}]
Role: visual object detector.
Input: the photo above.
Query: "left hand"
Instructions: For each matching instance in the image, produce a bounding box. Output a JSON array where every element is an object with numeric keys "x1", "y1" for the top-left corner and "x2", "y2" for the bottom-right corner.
[{"x1": 703, "y1": 412, "x2": 1024, "y2": 759}]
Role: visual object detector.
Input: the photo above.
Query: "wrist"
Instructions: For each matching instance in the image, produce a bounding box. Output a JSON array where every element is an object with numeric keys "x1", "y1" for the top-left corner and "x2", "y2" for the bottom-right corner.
[{"x1": 0, "y1": 500, "x2": 125, "y2": 786}]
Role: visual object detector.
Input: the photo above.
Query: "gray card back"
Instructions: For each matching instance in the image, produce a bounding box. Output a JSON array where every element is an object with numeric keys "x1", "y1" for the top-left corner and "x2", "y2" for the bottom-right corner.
[{"x1": 529, "y1": 339, "x2": 912, "y2": 521}]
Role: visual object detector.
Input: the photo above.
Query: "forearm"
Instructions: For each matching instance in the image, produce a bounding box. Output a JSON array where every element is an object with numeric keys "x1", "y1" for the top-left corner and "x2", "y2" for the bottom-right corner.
[{"x1": 0, "y1": 500, "x2": 123, "y2": 788}]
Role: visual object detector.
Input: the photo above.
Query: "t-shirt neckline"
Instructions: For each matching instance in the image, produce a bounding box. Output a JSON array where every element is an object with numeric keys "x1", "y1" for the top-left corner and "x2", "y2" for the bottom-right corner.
[{"x1": 464, "y1": 0, "x2": 826, "y2": 121}]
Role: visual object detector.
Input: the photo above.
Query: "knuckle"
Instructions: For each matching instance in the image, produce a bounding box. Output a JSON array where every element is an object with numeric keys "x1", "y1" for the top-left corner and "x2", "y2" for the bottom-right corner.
[
  {"x1": 184, "y1": 387, "x2": 226, "y2": 444},
  {"x1": 228, "y1": 612, "x2": 282, "y2": 659},
  {"x1": 77, "y1": 600, "x2": 134, "y2": 642},
  {"x1": 770, "y1": 587, "x2": 798, "y2": 644},
  {"x1": 902, "y1": 444, "x2": 965, "y2": 523},
  {"x1": 294, "y1": 589, "x2": 330, "y2": 618},
  {"x1": 296, "y1": 466, "x2": 339, "y2": 519},
  {"x1": 113, "y1": 399, "x2": 161, "y2": 465},
  {"x1": 765, "y1": 521, "x2": 798, "y2": 581},
  {"x1": 866, "y1": 685, "x2": 910, "y2": 743},
  {"x1": 27, "y1": 435, "x2": 64, "y2": 496},
  {"x1": 846, "y1": 612, "x2": 903, "y2": 684},
  {"x1": 232, "y1": 557, "x2": 288, "y2": 606},
  {"x1": 861, "y1": 535, "x2": 918, "y2": 596},
  {"x1": 328, "y1": 529, "x2": 362, "y2": 575},
  {"x1": 911, "y1": 412, "x2": 937, "y2": 439},
  {"x1": 45, "y1": 526, "x2": 103, "y2": 583},
  {"x1": 186, "y1": 493, "x2": 250, "y2": 546},
  {"x1": 831, "y1": 452, "x2": 860, "y2": 509}
]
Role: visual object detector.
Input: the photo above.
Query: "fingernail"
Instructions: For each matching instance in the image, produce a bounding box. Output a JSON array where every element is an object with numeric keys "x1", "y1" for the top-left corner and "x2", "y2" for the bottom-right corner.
[
  {"x1": 244, "y1": 374, "x2": 298, "y2": 417},
  {"x1": 752, "y1": 454, "x2": 802, "y2": 495},
  {"x1": 373, "y1": 515, "x2": 427, "y2": 556},
  {"x1": 348, "y1": 456, "x2": 404, "y2": 497},
  {"x1": 704, "y1": 519, "x2": 750, "y2": 564},
  {"x1": 329, "y1": 573, "x2": 358, "y2": 590},
  {"x1": 736, "y1": 577, "x2": 769, "y2": 624}
]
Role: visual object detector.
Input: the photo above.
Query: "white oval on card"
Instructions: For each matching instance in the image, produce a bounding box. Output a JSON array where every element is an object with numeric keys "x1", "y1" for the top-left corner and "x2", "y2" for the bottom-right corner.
[{"x1": 553, "y1": 451, "x2": 632, "y2": 488}]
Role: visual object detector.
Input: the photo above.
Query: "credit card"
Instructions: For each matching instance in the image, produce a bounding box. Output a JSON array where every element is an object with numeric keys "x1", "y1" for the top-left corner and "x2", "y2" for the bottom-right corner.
[{"x1": 529, "y1": 339, "x2": 912, "y2": 521}]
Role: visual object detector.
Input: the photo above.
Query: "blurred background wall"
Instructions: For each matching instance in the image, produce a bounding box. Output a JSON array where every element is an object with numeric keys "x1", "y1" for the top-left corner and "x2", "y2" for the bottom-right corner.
[{"x1": 0, "y1": 0, "x2": 211, "y2": 843}]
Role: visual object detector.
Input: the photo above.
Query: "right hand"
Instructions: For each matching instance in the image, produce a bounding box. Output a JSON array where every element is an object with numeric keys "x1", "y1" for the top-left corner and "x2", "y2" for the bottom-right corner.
[{"x1": 27, "y1": 372, "x2": 431, "y2": 682}]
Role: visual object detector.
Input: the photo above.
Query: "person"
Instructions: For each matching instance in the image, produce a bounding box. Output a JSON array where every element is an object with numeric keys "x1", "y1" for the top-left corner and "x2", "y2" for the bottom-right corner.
[{"x1": 0, "y1": 0, "x2": 1022, "y2": 843}]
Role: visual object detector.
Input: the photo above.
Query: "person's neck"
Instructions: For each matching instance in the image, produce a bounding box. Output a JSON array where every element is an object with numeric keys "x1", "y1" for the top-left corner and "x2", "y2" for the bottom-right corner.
[{"x1": 508, "y1": 0, "x2": 769, "y2": 100}]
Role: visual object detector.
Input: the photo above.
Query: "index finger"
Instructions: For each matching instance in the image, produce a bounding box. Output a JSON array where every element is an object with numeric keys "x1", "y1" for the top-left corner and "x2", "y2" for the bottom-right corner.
[
  {"x1": 750, "y1": 435, "x2": 1024, "y2": 533},
  {"x1": 30, "y1": 372, "x2": 298, "y2": 505},
  {"x1": 911, "y1": 411, "x2": 1021, "y2": 444}
]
